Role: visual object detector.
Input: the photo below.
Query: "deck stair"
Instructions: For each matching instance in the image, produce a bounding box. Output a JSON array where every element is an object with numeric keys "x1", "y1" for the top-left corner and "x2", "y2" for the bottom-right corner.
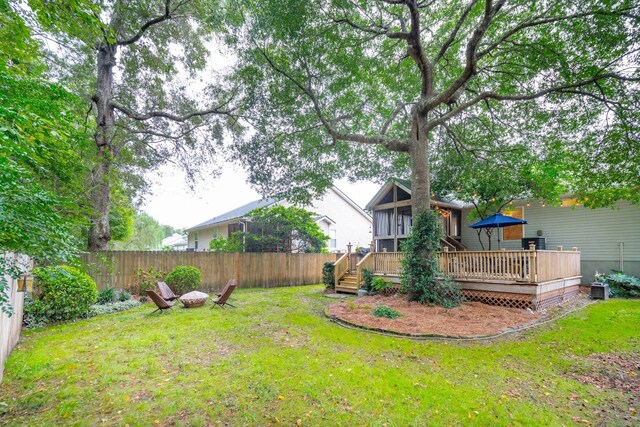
[{"x1": 336, "y1": 273, "x2": 359, "y2": 294}]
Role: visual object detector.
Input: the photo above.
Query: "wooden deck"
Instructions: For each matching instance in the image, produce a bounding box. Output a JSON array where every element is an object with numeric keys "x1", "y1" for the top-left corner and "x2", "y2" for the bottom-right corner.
[{"x1": 334, "y1": 249, "x2": 582, "y2": 309}]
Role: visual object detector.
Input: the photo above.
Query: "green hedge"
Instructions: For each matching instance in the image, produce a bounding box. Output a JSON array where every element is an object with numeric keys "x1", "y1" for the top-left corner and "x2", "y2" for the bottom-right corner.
[
  {"x1": 165, "y1": 265, "x2": 202, "y2": 294},
  {"x1": 30, "y1": 265, "x2": 98, "y2": 323}
]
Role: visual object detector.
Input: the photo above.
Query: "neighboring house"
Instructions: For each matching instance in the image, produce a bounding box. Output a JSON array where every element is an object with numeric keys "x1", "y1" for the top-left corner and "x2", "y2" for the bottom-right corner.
[
  {"x1": 185, "y1": 186, "x2": 372, "y2": 253},
  {"x1": 366, "y1": 179, "x2": 640, "y2": 283},
  {"x1": 161, "y1": 233, "x2": 188, "y2": 251}
]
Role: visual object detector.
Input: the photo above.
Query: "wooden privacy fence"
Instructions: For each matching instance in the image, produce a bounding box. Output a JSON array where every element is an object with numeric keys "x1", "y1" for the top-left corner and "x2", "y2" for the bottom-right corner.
[
  {"x1": 1, "y1": 253, "x2": 31, "y2": 383},
  {"x1": 80, "y1": 251, "x2": 337, "y2": 291}
]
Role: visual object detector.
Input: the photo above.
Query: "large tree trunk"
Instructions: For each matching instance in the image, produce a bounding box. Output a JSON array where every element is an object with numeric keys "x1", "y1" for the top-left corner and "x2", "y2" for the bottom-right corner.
[
  {"x1": 88, "y1": 42, "x2": 118, "y2": 251},
  {"x1": 409, "y1": 113, "x2": 431, "y2": 217}
]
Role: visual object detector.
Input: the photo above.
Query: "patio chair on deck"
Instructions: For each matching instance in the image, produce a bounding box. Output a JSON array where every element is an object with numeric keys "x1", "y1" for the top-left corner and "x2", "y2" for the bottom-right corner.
[
  {"x1": 211, "y1": 283, "x2": 237, "y2": 309},
  {"x1": 146, "y1": 290, "x2": 174, "y2": 314},
  {"x1": 216, "y1": 279, "x2": 237, "y2": 297},
  {"x1": 157, "y1": 281, "x2": 179, "y2": 301}
]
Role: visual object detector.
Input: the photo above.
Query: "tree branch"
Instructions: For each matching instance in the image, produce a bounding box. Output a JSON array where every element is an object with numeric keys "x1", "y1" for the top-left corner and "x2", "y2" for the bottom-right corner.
[
  {"x1": 110, "y1": 98, "x2": 235, "y2": 122},
  {"x1": 425, "y1": 73, "x2": 640, "y2": 132},
  {"x1": 433, "y1": 0, "x2": 479, "y2": 64},
  {"x1": 256, "y1": 44, "x2": 410, "y2": 152},
  {"x1": 477, "y1": 7, "x2": 640, "y2": 59},
  {"x1": 116, "y1": 0, "x2": 180, "y2": 46}
]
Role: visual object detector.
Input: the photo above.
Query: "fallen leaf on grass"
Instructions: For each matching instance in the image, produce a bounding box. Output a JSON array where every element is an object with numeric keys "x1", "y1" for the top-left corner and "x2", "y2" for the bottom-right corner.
[{"x1": 296, "y1": 419, "x2": 302, "y2": 425}]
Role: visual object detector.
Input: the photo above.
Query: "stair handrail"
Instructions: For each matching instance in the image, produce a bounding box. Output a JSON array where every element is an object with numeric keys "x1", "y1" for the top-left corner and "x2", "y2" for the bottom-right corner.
[
  {"x1": 333, "y1": 253, "x2": 349, "y2": 288},
  {"x1": 355, "y1": 252, "x2": 373, "y2": 288}
]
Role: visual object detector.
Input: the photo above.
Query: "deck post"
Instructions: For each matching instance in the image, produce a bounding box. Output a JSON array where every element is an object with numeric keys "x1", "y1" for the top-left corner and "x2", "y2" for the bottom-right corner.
[
  {"x1": 369, "y1": 240, "x2": 375, "y2": 254},
  {"x1": 557, "y1": 246, "x2": 563, "y2": 251}
]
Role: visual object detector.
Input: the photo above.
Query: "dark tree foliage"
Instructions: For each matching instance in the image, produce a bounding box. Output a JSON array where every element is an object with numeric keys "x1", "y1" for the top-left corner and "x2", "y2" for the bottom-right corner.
[{"x1": 244, "y1": 206, "x2": 328, "y2": 253}]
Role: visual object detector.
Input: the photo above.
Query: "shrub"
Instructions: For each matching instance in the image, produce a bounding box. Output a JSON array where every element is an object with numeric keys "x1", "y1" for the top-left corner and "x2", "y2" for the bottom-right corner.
[
  {"x1": 400, "y1": 210, "x2": 462, "y2": 308},
  {"x1": 370, "y1": 277, "x2": 390, "y2": 292},
  {"x1": 96, "y1": 287, "x2": 116, "y2": 304},
  {"x1": 597, "y1": 272, "x2": 640, "y2": 298},
  {"x1": 322, "y1": 262, "x2": 335, "y2": 288},
  {"x1": 22, "y1": 293, "x2": 48, "y2": 329},
  {"x1": 31, "y1": 265, "x2": 98, "y2": 323},
  {"x1": 88, "y1": 300, "x2": 141, "y2": 316},
  {"x1": 361, "y1": 267, "x2": 373, "y2": 291},
  {"x1": 117, "y1": 289, "x2": 132, "y2": 301},
  {"x1": 133, "y1": 266, "x2": 165, "y2": 295},
  {"x1": 372, "y1": 305, "x2": 401, "y2": 319},
  {"x1": 165, "y1": 265, "x2": 202, "y2": 294}
]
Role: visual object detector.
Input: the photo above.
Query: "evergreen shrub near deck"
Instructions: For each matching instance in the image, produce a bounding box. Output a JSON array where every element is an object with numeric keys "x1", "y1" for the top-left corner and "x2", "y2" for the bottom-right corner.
[
  {"x1": 322, "y1": 261, "x2": 334, "y2": 288},
  {"x1": 165, "y1": 265, "x2": 202, "y2": 294},
  {"x1": 401, "y1": 210, "x2": 462, "y2": 307}
]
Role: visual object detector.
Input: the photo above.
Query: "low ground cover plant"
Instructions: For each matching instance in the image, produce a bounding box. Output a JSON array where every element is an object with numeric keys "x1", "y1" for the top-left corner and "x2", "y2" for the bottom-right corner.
[
  {"x1": 89, "y1": 300, "x2": 141, "y2": 316},
  {"x1": 372, "y1": 305, "x2": 401, "y2": 318},
  {"x1": 165, "y1": 265, "x2": 202, "y2": 294},
  {"x1": 598, "y1": 272, "x2": 640, "y2": 298},
  {"x1": 97, "y1": 287, "x2": 132, "y2": 304}
]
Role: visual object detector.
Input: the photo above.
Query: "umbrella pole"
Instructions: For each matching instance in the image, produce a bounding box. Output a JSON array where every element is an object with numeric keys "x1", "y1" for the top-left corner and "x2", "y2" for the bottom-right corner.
[{"x1": 498, "y1": 226, "x2": 502, "y2": 250}]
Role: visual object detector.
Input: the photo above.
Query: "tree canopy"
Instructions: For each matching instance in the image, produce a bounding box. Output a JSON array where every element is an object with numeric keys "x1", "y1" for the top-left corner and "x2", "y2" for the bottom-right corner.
[
  {"x1": 229, "y1": 0, "x2": 638, "y2": 210},
  {"x1": 22, "y1": 0, "x2": 239, "y2": 250}
]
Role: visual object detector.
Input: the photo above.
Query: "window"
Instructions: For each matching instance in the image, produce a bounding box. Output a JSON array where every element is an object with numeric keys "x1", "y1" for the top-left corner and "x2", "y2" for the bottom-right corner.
[
  {"x1": 329, "y1": 228, "x2": 337, "y2": 248},
  {"x1": 503, "y1": 207, "x2": 524, "y2": 240},
  {"x1": 373, "y1": 209, "x2": 393, "y2": 237},
  {"x1": 397, "y1": 207, "x2": 412, "y2": 236},
  {"x1": 194, "y1": 232, "x2": 199, "y2": 250}
]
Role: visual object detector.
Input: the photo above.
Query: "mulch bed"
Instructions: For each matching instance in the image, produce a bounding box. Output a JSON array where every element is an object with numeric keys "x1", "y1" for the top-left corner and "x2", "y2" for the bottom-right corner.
[{"x1": 327, "y1": 294, "x2": 542, "y2": 337}]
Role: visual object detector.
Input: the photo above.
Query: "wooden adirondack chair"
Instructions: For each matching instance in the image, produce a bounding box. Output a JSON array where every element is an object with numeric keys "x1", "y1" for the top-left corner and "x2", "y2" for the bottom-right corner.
[
  {"x1": 146, "y1": 290, "x2": 174, "y2": 314},
  {"x1": 157, "y1": 281, "x2": 179, "y2": 301},
  {"x1": 216, "y1": 279, "x2": 237, "y2": 297},
  {"x1": 211, "y1": 283, "x2": 237, "y2": 309}
]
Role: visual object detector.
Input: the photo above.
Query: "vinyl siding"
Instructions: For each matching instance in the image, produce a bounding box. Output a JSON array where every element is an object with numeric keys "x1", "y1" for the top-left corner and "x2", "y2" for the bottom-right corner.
[
  {"x1": 460, "y1": 201, "x2": 640, "y2": 282},
  {"x1": 460, "y1": 201, "x2": 640, "y2": 262}
]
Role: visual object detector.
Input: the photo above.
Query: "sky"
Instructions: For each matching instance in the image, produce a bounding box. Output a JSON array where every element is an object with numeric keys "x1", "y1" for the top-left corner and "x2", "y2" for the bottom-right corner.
[
  {"x1": 137, "y1": 41, "x2": 384, "y2": 230},
  {"x1": 141, "y1": 164, "x2": 382, "y2": 230}
]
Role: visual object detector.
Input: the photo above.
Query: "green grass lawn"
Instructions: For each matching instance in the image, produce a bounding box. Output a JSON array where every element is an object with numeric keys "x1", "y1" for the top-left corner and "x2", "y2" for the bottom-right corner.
[{"x1": 1, "y1": 286, "x2": 638, "y2": 426}]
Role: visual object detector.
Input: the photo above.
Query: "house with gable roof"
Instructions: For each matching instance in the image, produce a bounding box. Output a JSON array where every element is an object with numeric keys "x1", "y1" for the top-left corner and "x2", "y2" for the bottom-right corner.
[{"x1": 185, "y1": 186, "x2": 372, "y2": 253}]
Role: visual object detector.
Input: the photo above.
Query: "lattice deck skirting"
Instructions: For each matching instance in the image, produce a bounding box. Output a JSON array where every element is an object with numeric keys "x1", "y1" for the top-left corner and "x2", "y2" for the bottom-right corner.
[
  {"x1": 461, "y1": 285, "x2": 580, "y2": 311},
  {"x1": 461, "y1": 290, "x2": 535, "y2": 310}
]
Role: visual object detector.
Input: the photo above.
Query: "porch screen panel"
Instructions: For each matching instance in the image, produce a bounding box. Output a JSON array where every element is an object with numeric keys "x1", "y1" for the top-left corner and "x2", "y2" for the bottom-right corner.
[
  {"x1": 374, "y1": 209, "x2": 393, "y2": 237},
  {"x1": 397, "y1": 207, "x2": 412, "y2": 236},
  {"x1": 503, "y1": 207, "x2": 524, "y2": 240}
]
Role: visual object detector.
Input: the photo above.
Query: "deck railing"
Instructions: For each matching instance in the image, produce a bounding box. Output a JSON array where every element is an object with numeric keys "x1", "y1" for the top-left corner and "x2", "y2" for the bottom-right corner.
[
  {"x1": 439, "y1": 250, "x2": 537, "y2": 282},
  {"x1": 372, "y1": 252, "x2": 403, "y2": 276},
  {"x1": 534, "y1": 250, "x2": 581, "y2": 282},
  {"x1": 360, "y1": 249, "x2": 581, "y2": 284}
]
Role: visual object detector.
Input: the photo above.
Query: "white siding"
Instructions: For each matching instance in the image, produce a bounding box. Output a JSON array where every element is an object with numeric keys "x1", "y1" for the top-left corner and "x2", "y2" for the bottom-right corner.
[
  {"x1": 308, "y1": 188, "x2": 372, "y2": 252},
  {"x1": 186, "y1": 187, "x2": 372, "y2": 253},
  {"x1": 460, "y1": 201, "x2": 640, "y2": 282}
]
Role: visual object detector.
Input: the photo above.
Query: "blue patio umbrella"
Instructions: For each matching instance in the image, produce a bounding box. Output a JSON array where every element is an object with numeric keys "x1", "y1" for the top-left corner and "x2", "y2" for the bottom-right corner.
[{"x1": 470, "y1": 213, "x2": 527, "y2": 249}]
